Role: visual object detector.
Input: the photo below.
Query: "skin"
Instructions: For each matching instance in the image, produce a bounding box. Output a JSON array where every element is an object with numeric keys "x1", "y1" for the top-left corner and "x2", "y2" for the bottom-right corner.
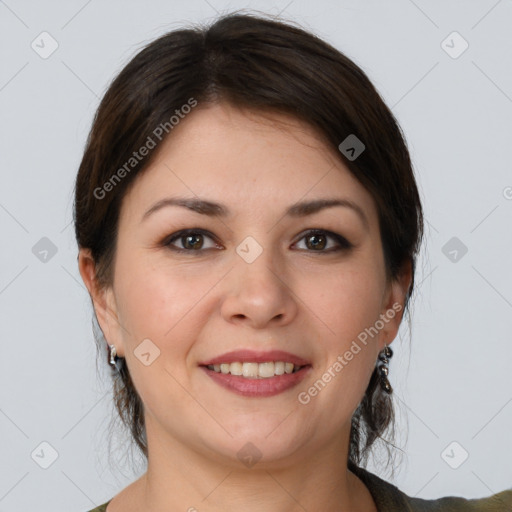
[{"x1": 79, "y1": 102, "x2": 411, "y2": 512}]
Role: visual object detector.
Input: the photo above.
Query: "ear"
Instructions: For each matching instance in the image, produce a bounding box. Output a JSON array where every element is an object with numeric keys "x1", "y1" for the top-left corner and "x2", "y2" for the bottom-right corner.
[
  {"x1": 378, "y1": 259, "x2": 412, "y2": 351},
  {"x1": 78, "y1": 248, "x2": 125, "y2": 358}
]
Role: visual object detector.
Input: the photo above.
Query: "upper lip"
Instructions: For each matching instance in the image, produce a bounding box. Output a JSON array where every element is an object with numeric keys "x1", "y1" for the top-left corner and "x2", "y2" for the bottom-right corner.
[{"x1": 200, "y1": 349, "x2": 310, "y2": 367}]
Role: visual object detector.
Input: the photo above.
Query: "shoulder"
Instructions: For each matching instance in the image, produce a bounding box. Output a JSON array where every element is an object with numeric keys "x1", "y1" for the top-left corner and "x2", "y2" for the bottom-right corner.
[
  {"x1": 84, "y1": 501, "x2": 111, "y2": 512},
  {"x1": 406, "y1": 490, "x2": 512, "y2": 511},
  {"x1": 349, "y1": 462, "x2": 512, "y2": 511}
]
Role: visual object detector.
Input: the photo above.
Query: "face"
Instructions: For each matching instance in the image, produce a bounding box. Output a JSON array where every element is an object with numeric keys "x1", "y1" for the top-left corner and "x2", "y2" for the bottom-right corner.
[{"x1": 80, "y1": 102, "x2": 409, "y2": 468}]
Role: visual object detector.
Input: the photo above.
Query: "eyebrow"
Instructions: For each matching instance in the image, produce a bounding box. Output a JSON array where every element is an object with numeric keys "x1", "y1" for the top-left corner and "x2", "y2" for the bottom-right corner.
[{"x1": 141, "y1": 196, "x2": 369, "y2": 230}]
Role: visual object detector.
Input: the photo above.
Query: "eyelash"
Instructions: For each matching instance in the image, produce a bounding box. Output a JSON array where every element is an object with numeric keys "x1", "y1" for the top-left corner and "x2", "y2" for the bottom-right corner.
[{"x1": 162, "y1": 228, "x2": 353, "y2": 254}]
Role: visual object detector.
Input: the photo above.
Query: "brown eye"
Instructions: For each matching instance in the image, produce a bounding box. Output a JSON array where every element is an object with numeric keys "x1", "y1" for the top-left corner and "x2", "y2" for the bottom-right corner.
[
  {"x1": 294, "y1": 229, "x2": 353, "y2": 253},
  {"x1": 164, "y1": 229, "x2": 220, "y2": 252},
  {"x1": 182, "y1": 234, "x2": 204, "y2": 250},
  {"x1": 305, "y1": 233, "x2": 327, "y2": 250}
]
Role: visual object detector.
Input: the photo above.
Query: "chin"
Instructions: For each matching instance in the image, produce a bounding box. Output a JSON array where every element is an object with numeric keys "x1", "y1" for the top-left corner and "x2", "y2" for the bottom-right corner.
[{"x1": 202, "y1": 423, "x2": 307, "y2": 468}]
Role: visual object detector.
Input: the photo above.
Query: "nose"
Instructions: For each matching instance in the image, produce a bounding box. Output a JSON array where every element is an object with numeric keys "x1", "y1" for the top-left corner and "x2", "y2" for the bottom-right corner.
[{"x1": 220, "y1": 251, "x2": 298, "y2": 329}]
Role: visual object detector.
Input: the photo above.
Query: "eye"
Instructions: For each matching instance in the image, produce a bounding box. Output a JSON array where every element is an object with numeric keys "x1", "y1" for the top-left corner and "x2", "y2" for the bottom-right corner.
[
  {"x1": 161, "y1": 228, "x2": 351, "y2": 254},
  {"x1": 293, "y1": 229, "x2": 353, "y2": 252},
  {"x1": 163, "y1": 229, "x2": 222, "y2": 252}
]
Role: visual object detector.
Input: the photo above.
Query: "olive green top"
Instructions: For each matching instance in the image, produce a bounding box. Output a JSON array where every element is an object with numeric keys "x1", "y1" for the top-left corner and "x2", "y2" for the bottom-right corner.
[{"x1": 85, "y1": 464, "x2": 512, "y2": 511}]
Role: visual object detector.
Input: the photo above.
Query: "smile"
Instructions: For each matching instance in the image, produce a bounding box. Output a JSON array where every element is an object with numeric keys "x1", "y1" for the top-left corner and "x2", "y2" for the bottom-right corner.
[
  {"x1": 201, "y1": 363, "x2": 311, "y2": 397},
  {"x1": 206, "y1": 361, "x2": 302, "y2": 379}
]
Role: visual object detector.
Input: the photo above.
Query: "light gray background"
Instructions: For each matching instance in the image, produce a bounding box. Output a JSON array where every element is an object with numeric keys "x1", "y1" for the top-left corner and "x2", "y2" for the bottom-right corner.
[{"x1": 1, "y1": 1, "x2": 511, "y2": 511}]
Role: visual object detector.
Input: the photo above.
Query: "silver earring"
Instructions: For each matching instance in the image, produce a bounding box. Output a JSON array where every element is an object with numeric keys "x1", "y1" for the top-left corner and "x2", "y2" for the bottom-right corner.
[
  {"x1": 377, "y1": 344, "x2": 393, "y2": 394},
  {"x1": 108, "y1": 344, "x2": 118, "y2": 368}
]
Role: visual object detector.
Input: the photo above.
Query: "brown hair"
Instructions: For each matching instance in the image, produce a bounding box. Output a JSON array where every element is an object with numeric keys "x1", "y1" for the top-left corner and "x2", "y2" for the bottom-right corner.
[{"x1": 74, "y1": 11, "x2": 423, "y2": 469}]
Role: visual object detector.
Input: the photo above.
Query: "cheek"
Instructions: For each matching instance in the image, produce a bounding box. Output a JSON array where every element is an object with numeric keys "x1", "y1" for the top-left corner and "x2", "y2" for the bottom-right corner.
[
  {"x1": 112, "y1": 255, "x2": 212, "y2": 417},
  {"x1": 114, "y1": 251, "x2": 207, "y2": 338},
  {"x1": 295, "y1": 268, "x2": 383, "y2": 424},
  {"x1": 305, "y1": 263, "x2": 385, "y2": 343}
]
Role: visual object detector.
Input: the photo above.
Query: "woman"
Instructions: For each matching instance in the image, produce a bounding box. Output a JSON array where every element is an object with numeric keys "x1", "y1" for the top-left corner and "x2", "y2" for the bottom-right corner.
[{"x1": 75, "y1": 12, "x2": 512, "y2": 512}]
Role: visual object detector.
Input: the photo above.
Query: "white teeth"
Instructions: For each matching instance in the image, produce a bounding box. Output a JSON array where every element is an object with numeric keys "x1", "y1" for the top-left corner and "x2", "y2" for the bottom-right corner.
[
  {"x1": 274, "y1": 361, "x2": 285, "y2": 375},
  {"x1": 242, "y1": 362, "x2": 259, "y2": 378},
  {"x1": 258, "y1": 362, "x2": 275, "y2": 378},
  {"x1": 230, "y1": 362, "x2": 243, "y2": 376},
  {"x1": 206, "y1": 361, "x2": 302, "y2": 378}
]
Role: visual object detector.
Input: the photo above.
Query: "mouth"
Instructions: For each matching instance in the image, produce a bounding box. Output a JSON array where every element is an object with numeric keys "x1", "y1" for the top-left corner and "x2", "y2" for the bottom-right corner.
[{"x1": 199, "y1": 350, "x2": 312, "y2": 397}]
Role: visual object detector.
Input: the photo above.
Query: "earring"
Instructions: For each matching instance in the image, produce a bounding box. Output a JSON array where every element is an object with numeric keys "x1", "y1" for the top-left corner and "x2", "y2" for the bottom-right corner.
[
  {"x1": 377, "y1": 344, "x2": 393, "y2": 394},
  {"x1": 108, "y1": 344, "x2": 118, "y2": 369}
]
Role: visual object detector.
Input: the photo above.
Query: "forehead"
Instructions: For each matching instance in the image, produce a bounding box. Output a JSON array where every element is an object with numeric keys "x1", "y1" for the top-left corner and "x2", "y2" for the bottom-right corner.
[{"x1": 120, "y1": 102, "x2": 379, "y2": 226}]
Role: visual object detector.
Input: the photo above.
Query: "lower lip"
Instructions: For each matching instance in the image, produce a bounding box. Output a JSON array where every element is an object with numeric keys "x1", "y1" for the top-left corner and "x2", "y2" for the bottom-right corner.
[{"x1": 200, "y1": 366, "x2": 311, "y2": 397}]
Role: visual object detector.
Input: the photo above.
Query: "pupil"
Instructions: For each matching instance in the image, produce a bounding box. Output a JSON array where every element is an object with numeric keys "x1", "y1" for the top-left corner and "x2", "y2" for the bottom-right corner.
[
  {"x1": 307, "y1": 234, "x2": 326, "y2": 250},
  {"x1": 184, "y1": 234, "x2": 203, "y2": 249}
]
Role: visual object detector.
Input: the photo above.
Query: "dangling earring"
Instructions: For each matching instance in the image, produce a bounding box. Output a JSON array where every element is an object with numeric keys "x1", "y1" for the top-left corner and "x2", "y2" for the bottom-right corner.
[
  {"x1": 108, "y1": 344, "x2": 118, "y2": 369},
  {"x1": 377, "y1": 344, "x2": 393, "y2": 394}
]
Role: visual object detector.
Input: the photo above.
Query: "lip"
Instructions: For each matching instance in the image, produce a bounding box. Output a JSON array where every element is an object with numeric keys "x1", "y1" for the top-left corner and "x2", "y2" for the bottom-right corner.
[
  {"x1": 200, "y1": 365, "x2": 312, "y2": 397},
  {"x1": 199, "y1": 349, "x2": 310, "y2": 367}
]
